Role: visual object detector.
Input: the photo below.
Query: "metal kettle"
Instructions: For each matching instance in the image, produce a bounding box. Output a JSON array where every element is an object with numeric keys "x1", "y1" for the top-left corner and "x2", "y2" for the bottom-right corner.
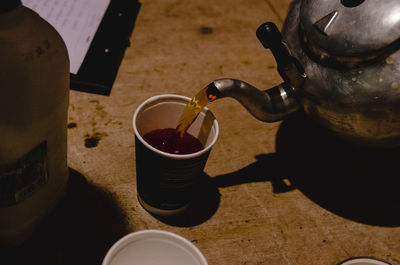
[{"x1": 207, "y1": 0, "x2": 400, "y2": 146}]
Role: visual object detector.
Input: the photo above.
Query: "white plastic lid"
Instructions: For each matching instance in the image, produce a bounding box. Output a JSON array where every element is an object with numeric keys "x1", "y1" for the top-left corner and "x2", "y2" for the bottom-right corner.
[
  {"x1": 338, "y1": 257, "x2": 392, "y2": 265},
  {"x1": 102, "y1": 230, "x2": 208, "y2": 265}
]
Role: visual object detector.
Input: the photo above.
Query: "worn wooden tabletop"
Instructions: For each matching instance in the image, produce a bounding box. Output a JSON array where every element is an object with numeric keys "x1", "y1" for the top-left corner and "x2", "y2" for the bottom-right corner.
[{"x1": 5, "y1": 0, "x2": 400, "y2": 264}]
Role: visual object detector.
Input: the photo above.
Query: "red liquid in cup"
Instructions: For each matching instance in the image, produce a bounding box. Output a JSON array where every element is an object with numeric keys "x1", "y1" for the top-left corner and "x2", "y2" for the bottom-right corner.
[{"x1": 142, "y1": 128, "x2": 204, "y2": 155}]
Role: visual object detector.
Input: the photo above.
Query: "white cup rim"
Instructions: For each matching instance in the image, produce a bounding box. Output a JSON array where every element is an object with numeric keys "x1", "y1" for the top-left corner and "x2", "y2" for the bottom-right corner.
[
  {"x1": 132, "y1": 94, "x2": 219, "y2": 160},
  {"x1": 102, "y1": 229, "x2": 208, "y2": 265},
  {"x1": 337, "y1": 257, "x2": 392, "y2": 265}
]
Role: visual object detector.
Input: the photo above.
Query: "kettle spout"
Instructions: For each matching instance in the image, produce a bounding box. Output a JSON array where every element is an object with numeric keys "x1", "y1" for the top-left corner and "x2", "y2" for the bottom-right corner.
[
  {"x1": 200, "y1": 22, "x2": 305, "y2": 122},
  {"x1": 207, "y1": 78, "x2": 300, "y2": 122},
  {"x1": 204, "y1": 22, "x2": 306, "y2": 122}
]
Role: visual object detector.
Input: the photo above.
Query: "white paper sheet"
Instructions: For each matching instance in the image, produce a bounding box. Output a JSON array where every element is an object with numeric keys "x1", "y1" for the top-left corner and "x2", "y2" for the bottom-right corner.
[{"x1": 22, "y1": 0, "x2": 111, "y2": 74}]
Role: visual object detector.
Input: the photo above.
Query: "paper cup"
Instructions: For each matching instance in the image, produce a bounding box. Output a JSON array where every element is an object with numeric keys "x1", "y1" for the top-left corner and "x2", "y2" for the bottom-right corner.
[
  {"x1": 102, "y1": 230, "x2": 208, "y2": 265},
  {"x1": 133, "y1": 94, "x2": 219, "y2": 216}
]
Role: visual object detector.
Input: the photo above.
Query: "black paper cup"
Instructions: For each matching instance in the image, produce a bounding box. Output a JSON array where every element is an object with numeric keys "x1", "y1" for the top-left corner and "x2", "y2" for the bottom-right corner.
[{"x1": 133, "y1": 94, "x2": 219, "y2": 216}]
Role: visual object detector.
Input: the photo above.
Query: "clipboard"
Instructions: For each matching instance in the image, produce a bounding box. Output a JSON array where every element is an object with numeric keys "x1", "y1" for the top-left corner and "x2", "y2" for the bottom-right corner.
[{"x1": 70, "y1": 0, "x2": 141, "y2": 95}]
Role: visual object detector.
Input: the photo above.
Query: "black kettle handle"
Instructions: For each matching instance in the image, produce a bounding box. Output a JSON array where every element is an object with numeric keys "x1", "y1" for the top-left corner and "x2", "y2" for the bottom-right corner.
[
  {"x1": 256, "y1": 22, "x2": 292, "y2": 65},
  {"x1": 256, "y1": 22, "x2": 305, "y2": 84}
]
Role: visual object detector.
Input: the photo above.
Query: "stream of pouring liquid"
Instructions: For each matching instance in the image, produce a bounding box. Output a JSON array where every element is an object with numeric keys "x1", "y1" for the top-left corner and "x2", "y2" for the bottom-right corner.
[{"x1": 176, "y1": 85, "x2": 218, "y2": 137}]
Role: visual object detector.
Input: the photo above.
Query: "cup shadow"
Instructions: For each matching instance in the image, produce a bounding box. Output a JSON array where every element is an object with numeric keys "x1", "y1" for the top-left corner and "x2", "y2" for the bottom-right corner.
[
  {"x1": 151, "y1": 173, "x2": 221, "y2": 227},
  {"x1": 154, "y1": 152, "x2": 294, "y2": 227},
  {"x1": 1, "y1": 168, "x2": 130, "y2": 265}
]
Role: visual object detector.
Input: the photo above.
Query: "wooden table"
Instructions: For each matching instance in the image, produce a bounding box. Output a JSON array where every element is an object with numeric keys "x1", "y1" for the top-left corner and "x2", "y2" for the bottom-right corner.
[{"x1": 4, "y1": 0, "x2": 400, "y2": 264}]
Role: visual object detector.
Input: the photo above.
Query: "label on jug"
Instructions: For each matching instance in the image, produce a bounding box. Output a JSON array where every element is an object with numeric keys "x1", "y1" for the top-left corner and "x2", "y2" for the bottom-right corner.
[{"x1": 0, "y1": 142, "x2": 48, "y2": 207}]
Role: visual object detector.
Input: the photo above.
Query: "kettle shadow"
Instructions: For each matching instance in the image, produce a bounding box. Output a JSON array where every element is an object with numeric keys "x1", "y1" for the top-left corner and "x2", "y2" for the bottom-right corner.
[
  {"x1": 1, "y1": 168, "x2": 130, "y2": 265},
  {"x1": 275, "y1": 112, "x2": 400, "y2": 227},
  {"x1": 153, "y1": 112, "x2": 400, "y2": 227}
]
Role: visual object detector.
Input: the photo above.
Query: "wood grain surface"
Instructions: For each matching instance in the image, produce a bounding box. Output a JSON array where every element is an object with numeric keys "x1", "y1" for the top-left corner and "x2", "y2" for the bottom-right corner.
[{"x1": 3, "y1": 0, "x2": 399, "y2": 265}]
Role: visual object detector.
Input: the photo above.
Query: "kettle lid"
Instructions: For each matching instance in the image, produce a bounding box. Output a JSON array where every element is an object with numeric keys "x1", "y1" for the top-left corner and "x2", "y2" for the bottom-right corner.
[{"x1": 300, "y1": 0, "x2": 400, "y2": 61}]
